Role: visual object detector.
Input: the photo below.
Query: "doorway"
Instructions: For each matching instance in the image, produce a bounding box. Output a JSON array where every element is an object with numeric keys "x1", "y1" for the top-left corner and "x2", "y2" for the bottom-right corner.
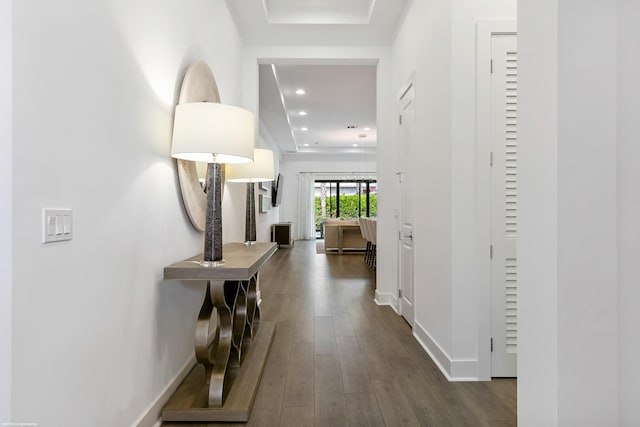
[{"x1": 257, "y1": 60, "x2": 379, "y2": 242}]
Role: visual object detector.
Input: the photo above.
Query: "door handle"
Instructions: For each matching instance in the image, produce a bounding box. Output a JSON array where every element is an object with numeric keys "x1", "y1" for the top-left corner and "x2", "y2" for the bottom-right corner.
[{"x1": 404, "y1": 233, "x2": 413, "y2": 240}]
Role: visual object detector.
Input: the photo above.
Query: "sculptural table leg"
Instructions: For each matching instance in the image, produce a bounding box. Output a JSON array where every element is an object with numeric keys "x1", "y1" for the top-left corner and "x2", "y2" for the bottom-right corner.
[
  {"x1": 207, "y1": 279, "x2": 233, "y2": 407},
  {"x1": 192, "y1": 276, "x2": 261, "y2": 408},
  {"x1": 162, "y1": 272, "x2": 274, "y2": 421},
  {"x1": 195, "y1": 281, "x2": 216, "y2": 382}
]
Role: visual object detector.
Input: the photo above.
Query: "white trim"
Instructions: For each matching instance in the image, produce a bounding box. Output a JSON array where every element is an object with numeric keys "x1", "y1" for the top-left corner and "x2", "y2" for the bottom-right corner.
[
  {"x1": 397, "y1": 73, "x2": 416, "y2": 326},
  {"x1": 413, "y1": 321, "x2": 479, "y2": 382},
  {"x1": 134, "y1": 322, "x2": 221, "y2": 427},
  {"x1": 450, "y1": 359, "x2": 480, "y2": 381},
  {"x1": 256, "y1": 57, "x2": 380, "y2": 66},
  {"x1": 413, "y1": 321, "x2": 451, "y2": 377},
  {"x1": 475, "y1": 19, "x2": 517, "y2": 381},
  {"x1": 133, "y1": 356, "x2": 196, "y2": 427},
  {"x1": 374, "y1": 290, "x2": 399, "y2": 313}
]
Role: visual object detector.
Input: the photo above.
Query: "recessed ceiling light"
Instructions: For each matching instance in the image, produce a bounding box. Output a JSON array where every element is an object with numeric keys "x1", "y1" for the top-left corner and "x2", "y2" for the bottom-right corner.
[
  {"x1": 303, "y1": 143, "x2": 309, "y2": 147},
  {"x1": 299, "y1": 111, "x2": 307, "y2": 116},
  {"x1": 301, "y1": 127, "x2": 308, "y2": 131},
  {"x1": 296, "y1": 89, "x2": 306, "y2": 95},
  {"x1": 364, "y1": 127, "x2": 371, "y2": 131},
  {"x1": 352, "y1": 143, "x2": 358, "y2": 147}
]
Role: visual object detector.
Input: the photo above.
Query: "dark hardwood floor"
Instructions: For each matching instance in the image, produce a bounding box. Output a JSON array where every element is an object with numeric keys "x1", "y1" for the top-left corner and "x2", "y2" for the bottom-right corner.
[{"x1": 163, "y1": 240, "x2": 516, "y2": 426}]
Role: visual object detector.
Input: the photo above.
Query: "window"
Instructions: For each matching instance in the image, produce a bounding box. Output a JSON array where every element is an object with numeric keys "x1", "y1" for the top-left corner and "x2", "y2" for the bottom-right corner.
[{"x1": 314, "y1": 179, "x2": 377, "y2": 238}]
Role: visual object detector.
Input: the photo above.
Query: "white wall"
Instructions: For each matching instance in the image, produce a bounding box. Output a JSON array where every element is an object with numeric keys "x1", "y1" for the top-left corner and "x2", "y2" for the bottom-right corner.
[
  {"x1": 0, "y1": 0, "x2": 12, "y2": 421},
  {"x1": 517, "y1": 0, "x2": 559, "y2": 423},
  {"x1": 391, "y1": 0, "x2": 515, "y2": 379},
  {"x1": 371, "y1": 53, "x2": 398, "y2": 308},
  {"x1": 519, "y1": 0, "x2": 624, "y2": 425},
  {"x1": 556, "y1": 2, "x2": 618, "y2": 424},
  {"x1": 618, "y1": 1, "x2": 640, "y2": 425},
  {"x1": 392, "y1": 0, "x2": 454, "y2": 371},
  {"x1": 11, "y1": 1, "x2": 245, "y2": 425}
]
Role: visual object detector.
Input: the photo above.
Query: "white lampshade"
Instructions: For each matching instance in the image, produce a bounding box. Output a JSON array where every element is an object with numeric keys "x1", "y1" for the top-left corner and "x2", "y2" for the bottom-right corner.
[
  {"x1": 171, "y1": 102, "x2": 254, "y2": 164},
  {"x1": 226, "y1": 148, "x2": 275, "y2": 183}
]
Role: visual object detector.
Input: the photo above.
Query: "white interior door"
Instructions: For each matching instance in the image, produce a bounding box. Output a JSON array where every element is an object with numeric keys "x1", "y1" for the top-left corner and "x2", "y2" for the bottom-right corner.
[
  {"x1": 490, "y1": 34, "x2": 518, "y2": 377},
  {"x1": 399, "y1": 83, "x2": 415, "y2": 325}
]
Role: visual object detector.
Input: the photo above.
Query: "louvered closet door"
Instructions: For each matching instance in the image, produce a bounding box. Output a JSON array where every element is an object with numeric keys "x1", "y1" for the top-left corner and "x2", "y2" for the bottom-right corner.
[{"x1": 490, "y1": 34, "x2": 518, "y2": 377}]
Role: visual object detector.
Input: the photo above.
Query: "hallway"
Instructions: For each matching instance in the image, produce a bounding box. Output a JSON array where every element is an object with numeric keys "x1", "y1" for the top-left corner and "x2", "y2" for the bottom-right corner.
[{"x1": 164, "y1": 241, "x2": 516, "y2": 426}]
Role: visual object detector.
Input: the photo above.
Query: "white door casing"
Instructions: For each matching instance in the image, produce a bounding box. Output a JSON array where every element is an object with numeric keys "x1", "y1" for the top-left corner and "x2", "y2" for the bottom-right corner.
[
  {"x1": 490, "y1": 34, "x2": 518, "y2": 377},
  {"x1": 398, "y1": 82, "x2": 415, "y2": 325}
]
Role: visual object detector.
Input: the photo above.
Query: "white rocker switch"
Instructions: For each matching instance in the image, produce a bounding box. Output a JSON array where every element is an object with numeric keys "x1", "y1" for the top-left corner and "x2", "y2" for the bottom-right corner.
[{"x1": 43, "y1": 208, "x2": 73, "y2": 243}]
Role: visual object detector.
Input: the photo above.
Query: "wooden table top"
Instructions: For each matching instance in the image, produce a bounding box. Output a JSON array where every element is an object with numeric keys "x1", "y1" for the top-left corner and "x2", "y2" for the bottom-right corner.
[{"x1": 164, "y1": 242, "x2": 278, "y2": 281}]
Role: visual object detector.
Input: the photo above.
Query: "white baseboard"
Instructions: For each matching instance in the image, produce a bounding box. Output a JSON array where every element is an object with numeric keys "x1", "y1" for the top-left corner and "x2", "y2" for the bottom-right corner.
[
  {"x1": 449, "y1": 358, "x2": 479, "y2": 380},
  {"x1": 413, "y1": 320, "x2": 479, "y2": 382},
  {"x1": 133, "y1": 355, "x2": 196, "y2": 427},
  {"x1": 374, "y1": 290, "x2": 398, "y2": 310}
]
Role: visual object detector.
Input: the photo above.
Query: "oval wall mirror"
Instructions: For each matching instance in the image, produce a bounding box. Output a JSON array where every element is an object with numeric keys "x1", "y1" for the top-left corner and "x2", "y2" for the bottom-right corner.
[{"x1": 175, "y1": 61, "x2": 224, "y2": 231}]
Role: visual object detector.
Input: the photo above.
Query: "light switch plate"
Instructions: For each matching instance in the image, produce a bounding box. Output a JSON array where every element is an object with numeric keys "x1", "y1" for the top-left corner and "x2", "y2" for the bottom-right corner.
[{"x1": 42, "y1": 208, "x2": 73, "y2": 243}]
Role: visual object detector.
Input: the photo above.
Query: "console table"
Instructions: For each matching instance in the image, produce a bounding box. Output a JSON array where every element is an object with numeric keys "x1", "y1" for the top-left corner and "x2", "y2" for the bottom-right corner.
[{"x1": 162, "y1": 242, "x2": 277, "y2": 422}]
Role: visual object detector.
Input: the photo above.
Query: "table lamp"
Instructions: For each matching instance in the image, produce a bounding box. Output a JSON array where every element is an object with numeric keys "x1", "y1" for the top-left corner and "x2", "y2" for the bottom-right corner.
[
  {"x1": 226, "y1": 148, "x2": 275, "y2": 244},
  {"x1": 171, "y1": 102, "x2": 255, "y2": 265}
]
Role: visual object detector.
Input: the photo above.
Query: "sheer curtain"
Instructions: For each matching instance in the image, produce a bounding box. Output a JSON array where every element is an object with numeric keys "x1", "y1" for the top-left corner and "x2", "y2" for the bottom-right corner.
[{"x1": 296, "y1": 173, "x2": 315, "y2": 240}]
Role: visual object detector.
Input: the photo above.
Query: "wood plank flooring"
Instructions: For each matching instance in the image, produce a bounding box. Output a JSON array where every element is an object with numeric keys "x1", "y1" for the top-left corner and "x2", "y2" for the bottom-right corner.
[{"x1": 163, "y1": 240, "x2": 516, "y2": 427}]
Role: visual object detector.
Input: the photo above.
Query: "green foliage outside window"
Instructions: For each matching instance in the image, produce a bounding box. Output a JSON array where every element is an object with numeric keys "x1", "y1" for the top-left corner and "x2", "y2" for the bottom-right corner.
[
  {"x1": 314, "y1": 194, "x2": 377, "y2": 231},
  {"x1": 370, "y1": 194, "x2": 377, "y2": 216}
]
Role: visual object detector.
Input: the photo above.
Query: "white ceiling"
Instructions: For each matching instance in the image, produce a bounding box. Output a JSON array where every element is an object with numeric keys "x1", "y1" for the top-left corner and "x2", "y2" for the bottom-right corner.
[
  {"x1": 225, "y1": 0, "x2": 410, "y2": 46},
  {"x1": 259, "y1": 63, "x2": 377, "y2": 156},
  {"x1": 263, "y1": 0, "x2": 375, "y2": 25},
  {"x1": 226, "y1": 0, "x2": 410, "y2": 159}
]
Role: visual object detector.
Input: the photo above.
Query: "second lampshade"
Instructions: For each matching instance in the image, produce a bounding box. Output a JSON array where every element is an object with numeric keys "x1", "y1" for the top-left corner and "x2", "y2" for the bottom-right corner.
[{"x1": 226, "y1": 149, "x2": 275, "y2": 243}]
